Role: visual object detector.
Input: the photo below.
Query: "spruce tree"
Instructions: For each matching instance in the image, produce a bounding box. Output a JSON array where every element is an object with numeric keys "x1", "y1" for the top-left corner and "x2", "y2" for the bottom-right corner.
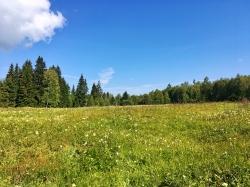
[
  {"x1": 34, "y1": 56, "x2": 46, "y2": 106},
  {"x1": 121, "y1": 91, "x2": 131, "y2": 105},
  {"x1": 5, "y1": 64, "x2": 17, "y2": 106},
  {"x1": 19, "y1": 60, "x2": 36, "y2": 106},
  {"x1": 90, "y1": 81, "x2": 104, "y2": 105},
  {"x1": 14, "y1": 64, "x2": 20, "y2": 104},
  {"x1": 70, "y1": 86, "x2": 76, "y2": 107},
  {"x1": 75, "y1": 75, "x2": 88, "y2": 107},
  {"x1": 0, "y1": 81, "x2": 9, "y2": 107},
  {"x1": 96, "y1": 81, "x2": 103, "y2": 97},
  {"x1": 16, "y1": 70, "x2": 26, "y2": 107},
  {"x1": 59, "y1": 78, "x2": 71, "y2": 107},
  {"x1": 91, "y1": 83, "x2": 98, "y2": 99}
]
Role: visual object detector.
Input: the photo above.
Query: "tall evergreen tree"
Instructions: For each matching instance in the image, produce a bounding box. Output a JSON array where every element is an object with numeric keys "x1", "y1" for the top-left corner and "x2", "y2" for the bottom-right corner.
[
  {"x1": 70, "y1": 85, "x2": 76, "y2": 107},
  {"x1": 96, "y1": 81, "x2": 103, "y2": 97},
  {"x1": 16, "y1": 70, "x2": 26, "y2": 107},
  {"x1": 91, "y1": 83, "x2": 98, "y2": 99},
  {"x1": 13, "y1": 64, "x2": 20, "y2": 105},
  {"x1": 17, "y1": 60, "x2": 36, "y2": 106},
  {"x1": 59, "y1": 77, "x2": 71, "y2": 107},
  {"x1": 75, "y1": 75, "x2": 88, "y2": 107},
  {"x1": 0, "y1": 81, "x2": 9, "y2": 107},
  {"x1": 5, "y1": 64, "x2": 17, "y2": 106},
  {"x1": 121, "y1": 91, "x2": 131, "y2": 105},
  {"x1": 34, "y1": 56, "x2": 46, "y2": 106}
]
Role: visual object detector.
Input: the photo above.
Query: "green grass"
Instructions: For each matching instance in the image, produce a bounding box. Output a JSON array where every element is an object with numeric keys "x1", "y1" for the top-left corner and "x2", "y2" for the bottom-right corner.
[{"x1": 0, "y1": 103, "x2": 249, "y2": 186}]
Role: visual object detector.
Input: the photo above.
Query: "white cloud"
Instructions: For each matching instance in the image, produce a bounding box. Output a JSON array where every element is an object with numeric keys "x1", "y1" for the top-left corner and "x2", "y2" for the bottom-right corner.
[
  {"x1": 98, "y1": 67, "x2": 115, "y2": 86},
  {"x1": 0, "y1": 0, "x2": 65, "y2": 49}
]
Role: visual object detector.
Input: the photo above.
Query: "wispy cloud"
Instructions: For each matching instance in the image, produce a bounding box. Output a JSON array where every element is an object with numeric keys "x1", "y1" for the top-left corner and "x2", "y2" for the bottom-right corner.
[{"x1": 98, "y1": 67, "x2": 115, "y2": 86}]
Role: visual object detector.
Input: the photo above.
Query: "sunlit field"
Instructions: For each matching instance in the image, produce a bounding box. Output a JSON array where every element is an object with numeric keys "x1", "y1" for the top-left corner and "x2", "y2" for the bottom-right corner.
[{"x1": 0, "y1": 103, "x2": 249, "y2": 186}]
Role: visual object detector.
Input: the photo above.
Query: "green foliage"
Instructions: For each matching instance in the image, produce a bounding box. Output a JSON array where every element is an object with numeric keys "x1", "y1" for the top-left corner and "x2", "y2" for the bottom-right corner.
[
  {"x1": 1, "y1": 56, "x2": 250, "y2": 107},
  {"x1": 5, "y1": 64, "x2": 17, "y2": 106},
  {"x1": 42, "y1": 69, "x2": 60, "y2": 107},
  {"x1": 90, "y1": 81, "x2": 105, "y2": 106},
  {"x1": 201, "y1": 76, "x2": 213, "y2": 101},
  {"x1": 75, "y1": 75, "x2": 88, "y2": 107},
  {"x1": 87, "y1": 95, "x2": 95, "y2": 106},
  {"x1": 120, "y1": 91, "x2": 131, "y2": 105},
  {"x1": 70, "y1": 86, "x2": 76, "y2": 107},
  {"x1": 34, "y1": 56, "x2": 46, "y2": 106},
  {"x1": 16, "y1": 61, "x2": 36, "y2": 107},
  {"x1": 0, "y1": 81, "x2": 9, "y2": 107}
]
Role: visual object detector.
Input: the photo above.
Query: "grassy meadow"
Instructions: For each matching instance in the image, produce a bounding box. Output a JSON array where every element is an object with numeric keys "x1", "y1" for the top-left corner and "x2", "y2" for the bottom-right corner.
[{"x1": 0, "y1": 103, "x2": 249, "y2": 186}]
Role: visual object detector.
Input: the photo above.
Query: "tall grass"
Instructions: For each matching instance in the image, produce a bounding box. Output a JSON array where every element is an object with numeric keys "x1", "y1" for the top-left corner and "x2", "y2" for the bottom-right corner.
[{"x1": 0, "y1": 103, "x2": 249, "y2": 186}]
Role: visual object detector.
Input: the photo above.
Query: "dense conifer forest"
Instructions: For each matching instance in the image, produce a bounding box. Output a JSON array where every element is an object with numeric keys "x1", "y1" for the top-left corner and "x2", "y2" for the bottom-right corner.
[{"x1": 0, "y1": 56, "x2": 249, "y2": 107}]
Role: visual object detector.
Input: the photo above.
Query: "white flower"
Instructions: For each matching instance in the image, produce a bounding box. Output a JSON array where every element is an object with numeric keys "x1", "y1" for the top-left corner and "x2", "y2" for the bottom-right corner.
[
  {"x1": 72, "y1": 183, "x2": 76, "y2": 187},
  {"x1": 222, "y1": 182, "x2": 228, "y2": 187},
  {"x1": 35, "y1": 131, "x2": 39, "y2": 135}
]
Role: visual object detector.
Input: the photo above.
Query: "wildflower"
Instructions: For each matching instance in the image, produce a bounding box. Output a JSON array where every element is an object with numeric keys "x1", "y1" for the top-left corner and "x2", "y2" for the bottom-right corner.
[
  {"x1": 222, "y1": 182, "x2": 228, "y2": 187},
  {"x1": 35, "y1": 131, "x2": 39, "y2": 135},
  {"x1": 72, "y1": 183, "x2": 76, "y2": 187}
]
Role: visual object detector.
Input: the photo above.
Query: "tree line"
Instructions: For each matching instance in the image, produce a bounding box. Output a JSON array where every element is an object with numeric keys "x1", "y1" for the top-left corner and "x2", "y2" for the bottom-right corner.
[{"x1": 0, "y1": 56, "x2": 249, "y2": 107}]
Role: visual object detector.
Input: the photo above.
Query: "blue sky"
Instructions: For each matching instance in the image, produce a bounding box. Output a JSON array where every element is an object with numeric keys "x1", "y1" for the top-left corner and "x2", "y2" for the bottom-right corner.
[{"x1": 0, "y1": 0, "x2": 250, "y2": 94}]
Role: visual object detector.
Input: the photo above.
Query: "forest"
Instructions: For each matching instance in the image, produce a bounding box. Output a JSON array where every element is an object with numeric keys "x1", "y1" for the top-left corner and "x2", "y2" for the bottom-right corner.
[{"x1": 0, "y1": 56, "x2": 249, "y2": 108}]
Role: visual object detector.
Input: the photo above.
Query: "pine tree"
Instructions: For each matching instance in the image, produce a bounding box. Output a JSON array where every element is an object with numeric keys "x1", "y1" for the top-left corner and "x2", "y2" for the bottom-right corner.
[
  {"x1": 90, "y1": 81, "x2": 104, "y2": 106},
  {"x1": 18, "y1": 60, "x2": 36, "y2": 106},
  {"x1": 96, "y1": 81, "x2": 103, "y2": 97},
  {"x1": 59, "y1": 78, "x2": 71, "y2": 107},
  {"x1": 14, "y1": 64, "x2": 20, "y2": 103},
  {"x1": 70, "y1": 85, "x2": 76, "y2": 107},
  {"x1": 16, "y1": 71, "x2": 27, "y2": 107},
  {"x1": 75, "y1": 75, "x2": 88, "y2": 107},
  {"x1": 34, "y1": 56, "x2": 46, "y2": 106},
  {"x1": 5, "y1": 64, "x2": 17, "y2": 106},
  {"x1": 0, "y1": 81, "x2": 9, "y2": 107},
  {"x1": 42, "y1": 69, "x2": 60, "y2": 107},
  {"x1": 121, "y1": 91, "x2": 131, "y2": 105}
]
